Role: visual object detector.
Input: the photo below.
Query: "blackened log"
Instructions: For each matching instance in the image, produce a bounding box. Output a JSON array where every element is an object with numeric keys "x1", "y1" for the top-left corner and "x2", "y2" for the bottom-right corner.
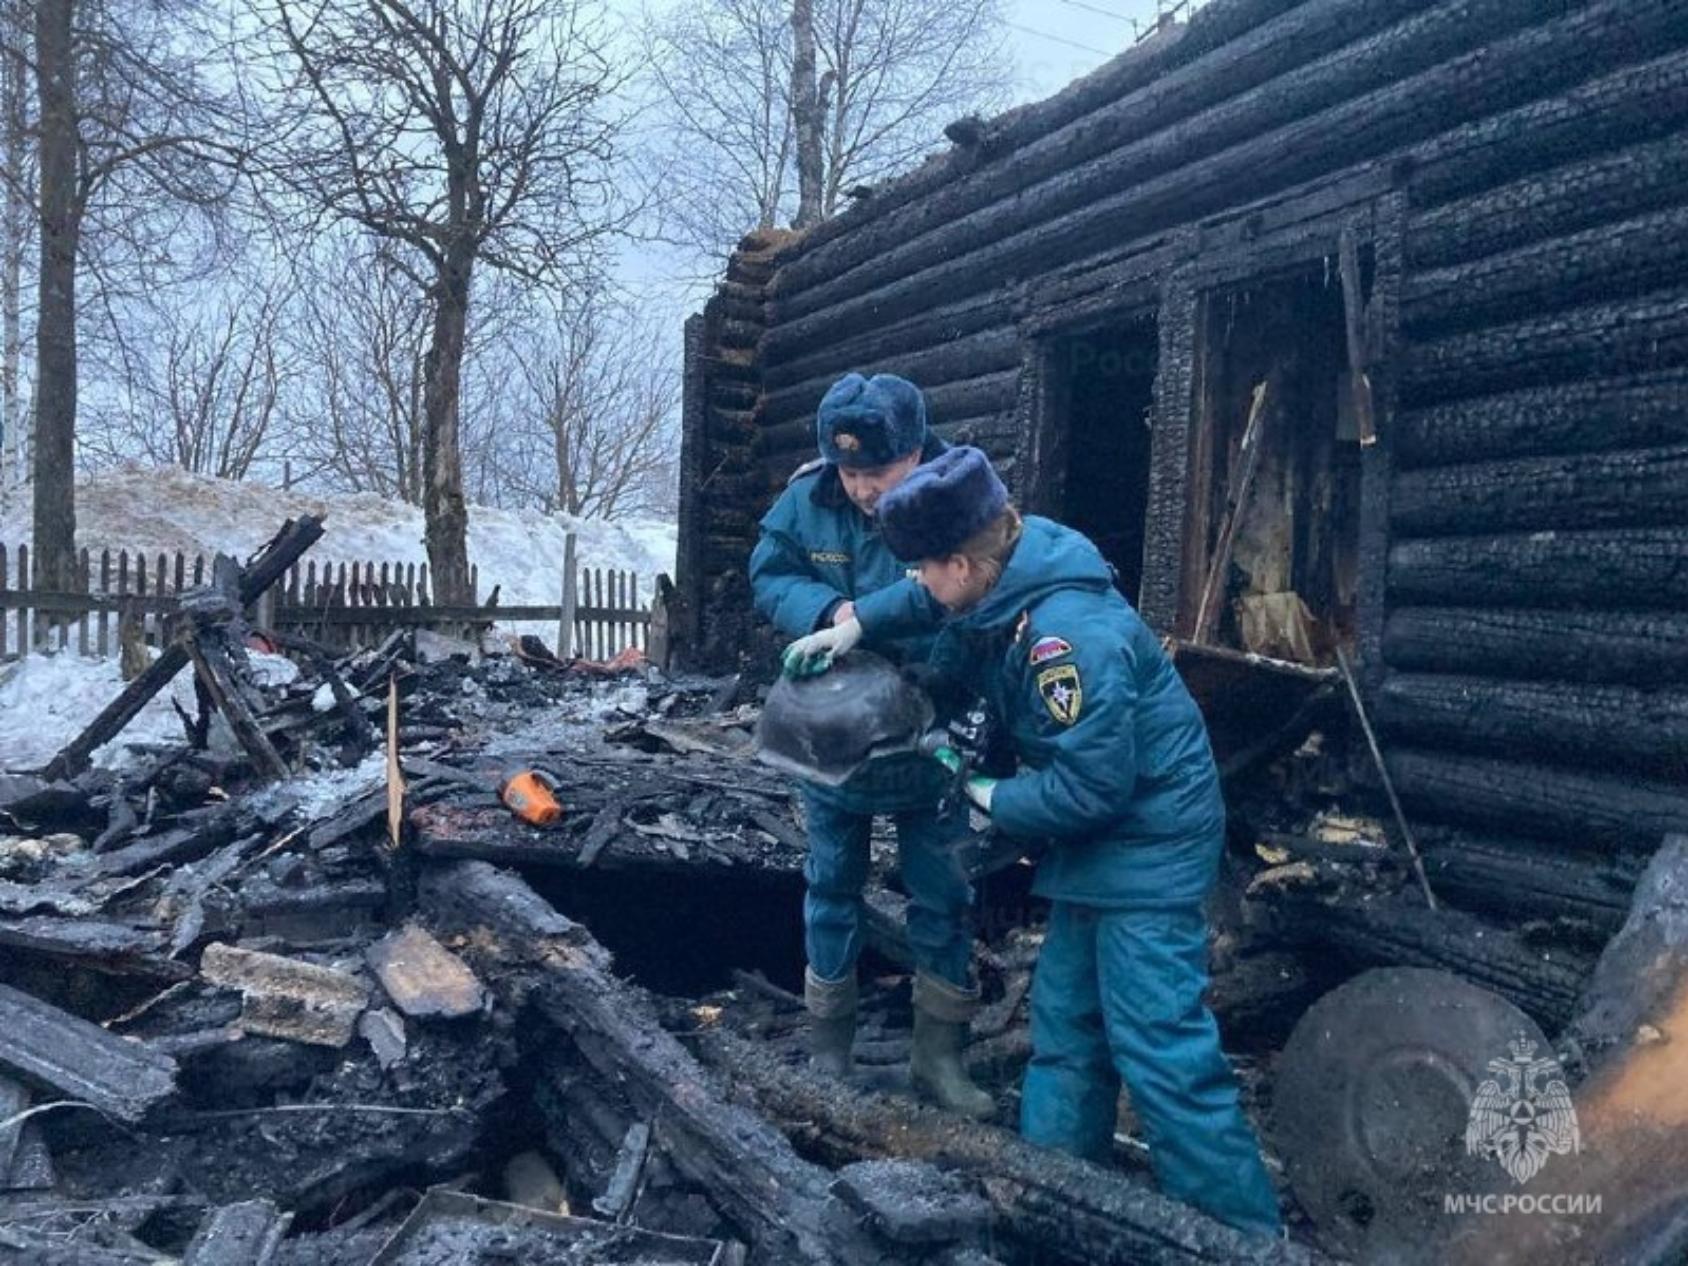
[
  {"x1": 1403, "y1": 204, "x2": 1688, "y2": 337},
  {"x1": 185, "y1": 633, "x2": 290, "y2": 783},
  {"x1": 0, "y1": 981, "x2": 177, "y2": 1121},
  {"x1": 754, "y1": 371, "x2": 1020, "y2": 458},
  {"x1": 1417, "y1": 828, "x2": 1643, "y2": 936},
  {"x1": 1265, "y1": 895, "x2": 1590, "y2": 1029},
  {"x1": 759, "y1": 329, "x2": 1020, "y2": 429},
  {"x1": 181, "y1": 1200, "x2": 290, "y2": 1266},
  {"x1": 43, "y1": 516, "x2": 324, "y2": 780},
  {"x1": 689, "y1": 1029, "x2": 1322, "y2": 1266},
  {"x1": 418, "y1": 862, "x2": 878, "y2": 1265},
  {"x1": 772, "y1": 0, "x2": 1512, "y2": 316},
  {"x1": 763, "y1": 295, "x2": 1005, "y2": 391},
  {"x1": 1385, "y1": 748, "x2": 1688, "y2": 851},
  {"x1": 1382, "y1": 606, "x2": 1688, "y2": 686},
  {"x1": 1400, "y1": 287, "x2": 1688, "y2": 406},
  {"x1": 778, "y1": 0, "x2": 1302, "y2": 270},
  {"x1": 1387, "y1": 528, "x2": 1688, "y2": 608},
  {"x1": 1407, "y1": 133, "x2": 1688, "y2": 270},
  {"x1": 1405, "y1": 47, "x2": 1688, "y2": 211},
  {"x1": 768, "y1": 0, "x2": 1667, "y2": 348},
  {"x1": 1390, "y1": 445, "x2": 1688, "y2": 536},
  {"x1": 1393, "y1": 369, "x2": 1688, "y2": 469},
  {"x1": 1376, "y1": 672, "x2": 1688, "y2": 776},
  {"x1": 92, "y1": 804, "x2": 253, "y2": 879},
  {"x1": 0, "y1": 915, "x2": 190, "y2": 980}
]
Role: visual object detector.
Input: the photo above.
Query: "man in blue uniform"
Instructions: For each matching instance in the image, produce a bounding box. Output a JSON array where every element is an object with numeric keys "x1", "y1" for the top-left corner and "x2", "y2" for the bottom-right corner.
[
  {"x1": 748, "y1": 372, "x2": 993, "y2": 1119},
  {"x1": 872, "y1": 445, "x2": 1282, "y2": 1238}
]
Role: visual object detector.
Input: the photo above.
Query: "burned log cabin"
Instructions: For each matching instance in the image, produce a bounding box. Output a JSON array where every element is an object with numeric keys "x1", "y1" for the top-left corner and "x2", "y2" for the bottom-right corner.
[{"x1": 677, "y1": 0, "x2": 1688, "y2": 958}]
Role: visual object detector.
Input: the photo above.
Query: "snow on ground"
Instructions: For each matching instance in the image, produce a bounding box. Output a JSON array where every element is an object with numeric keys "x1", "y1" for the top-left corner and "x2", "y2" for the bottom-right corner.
[
  {"x1": 0, "y1": 464, "x2": 677, "y2": 610},
  {"x1": 0, "y1": 647, "x2": 299, "y2": 773}
]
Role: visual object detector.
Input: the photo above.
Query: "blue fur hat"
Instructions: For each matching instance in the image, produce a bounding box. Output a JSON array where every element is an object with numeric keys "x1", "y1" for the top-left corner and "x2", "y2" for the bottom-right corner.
[
  {"x1": 877, "y1": 446, "x2": 1009, "y2": 561},
  {"x1": 816, "y1": 372, "x2": 928, "y2": 468}
]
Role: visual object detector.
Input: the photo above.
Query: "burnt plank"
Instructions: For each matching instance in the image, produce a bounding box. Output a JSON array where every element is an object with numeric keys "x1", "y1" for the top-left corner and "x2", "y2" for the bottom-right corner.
[
  {"x1": 419, "y1": 861, "x2": 878, "y2": 1264},
  {"x1": 0, "y1": 982, "x2": 177, "y2": 1122},
  {"x1": 43, "y1": 516, "x2": 323, "y2": 781},
  {"x1": 693, "y1": 1028, "x2": 1320, "y2": 1266},
  {"x1": 182, "y1": 1200, "x2": 291, "y2": 1266},
  {"x1": 0, "y1": 915, "x2": 189, "y2": 980},
  {"x1": 1382, "y1": 607, "x2": 1688, "y2": 686}
]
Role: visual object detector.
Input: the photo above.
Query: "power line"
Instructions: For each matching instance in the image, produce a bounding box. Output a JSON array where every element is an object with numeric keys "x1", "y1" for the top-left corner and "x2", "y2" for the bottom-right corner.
[
  {"x1": 1003, "y1": 22, "x2": 1114, "y2": 57},
  {"x1": 1053, "y1": 0, "x2": 1139, "y2": 23}
]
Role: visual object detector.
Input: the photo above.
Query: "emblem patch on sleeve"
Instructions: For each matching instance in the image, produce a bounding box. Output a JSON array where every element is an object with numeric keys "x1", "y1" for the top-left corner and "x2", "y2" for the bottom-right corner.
[
  {"x1": 1028, "y1": 635, "x2": 1073, "y2": 666},
  {"x1": 1036, "y1": 663, "x2": 1083, "y2": 726}
]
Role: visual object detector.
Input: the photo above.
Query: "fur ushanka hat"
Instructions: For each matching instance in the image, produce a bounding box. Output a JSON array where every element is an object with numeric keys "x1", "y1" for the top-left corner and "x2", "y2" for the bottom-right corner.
[{"x1": 815, "y1": 372, "x2": 929, "y2": 468}]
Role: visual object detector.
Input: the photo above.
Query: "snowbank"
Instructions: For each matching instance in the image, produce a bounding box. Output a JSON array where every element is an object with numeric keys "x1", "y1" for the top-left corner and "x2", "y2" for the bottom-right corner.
[
  {"x1": 0, "y1": 464, "x2": 677, "y2": 610},
  {"x1": 0, "y1": 647, "x2": 299, "y2": 772}
]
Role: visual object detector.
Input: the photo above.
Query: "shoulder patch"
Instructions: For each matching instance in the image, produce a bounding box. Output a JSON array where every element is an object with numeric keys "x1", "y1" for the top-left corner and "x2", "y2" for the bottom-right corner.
[
  {"x1": 1028, "y1": 635, "x2": 1073, "y2": 667},
  {"x1": 1035, "y1": 663, "x2": 1083, "y2": 726}
]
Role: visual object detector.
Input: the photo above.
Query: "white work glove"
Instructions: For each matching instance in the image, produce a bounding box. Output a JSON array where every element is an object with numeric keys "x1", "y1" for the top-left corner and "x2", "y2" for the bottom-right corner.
[
  {"x1": 781, "y1": 616, "x2": 862, "y2": 678},
  {"x1": 931, "y1": 745, "x2": 998, "y2": 813}
]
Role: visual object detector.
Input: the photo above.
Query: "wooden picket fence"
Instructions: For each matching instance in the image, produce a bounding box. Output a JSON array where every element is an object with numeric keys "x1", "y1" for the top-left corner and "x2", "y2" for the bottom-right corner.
[{"x1": 0, "y1": 531, "x2": 657, "y2": 663}]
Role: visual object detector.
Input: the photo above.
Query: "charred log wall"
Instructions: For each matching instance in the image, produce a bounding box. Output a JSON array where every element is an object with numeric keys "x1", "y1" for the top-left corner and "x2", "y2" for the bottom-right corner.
[
  {"x1": 686, "y1": 0, "x2": 1688, "y2": 926},
  {"x1": 676, "y1": 235, "x2": 781, "y2": 670}
]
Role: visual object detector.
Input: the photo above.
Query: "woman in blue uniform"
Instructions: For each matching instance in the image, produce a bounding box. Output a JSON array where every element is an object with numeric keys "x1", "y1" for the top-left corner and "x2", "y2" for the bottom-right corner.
[{"x1": 873, "y1": 445, "x2": 1282, "y2": 1238}]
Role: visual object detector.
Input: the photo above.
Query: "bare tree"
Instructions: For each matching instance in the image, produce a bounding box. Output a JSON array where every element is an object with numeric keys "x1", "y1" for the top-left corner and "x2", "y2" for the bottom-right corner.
[
  {"x1": 0, "y1": 0, "x2": 28, "y2": 492},
  {"x1": 256, "y1": 0, "x2": 627, "y2": 604},
  {"x1": 16, "y1": 0, "x2": 244, "y2": 586},
  {"x1": 641, "y1": 0, "x2": 1009, "y2": 266},
  {"x1": 82, "y1": 272, "x2": 291, "y2": 480},
  {"x1": 282, "y1": 236, "x2": 429, "y2": 503},
  {"x1": 513, "y1": 292, "x2": 678, "y2": 520},
  {"x1": 789, "y1": 0, "x2": 825, "y2": 229},
  {"x1": 638, "y1": 0, "x2": 792, "y2": 269}
]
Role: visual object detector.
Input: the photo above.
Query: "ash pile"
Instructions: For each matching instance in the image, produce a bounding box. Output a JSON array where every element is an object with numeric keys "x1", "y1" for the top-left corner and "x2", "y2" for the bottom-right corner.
[{"x1": 0, "y1": 519, "x2": 1317, "y2": 1266}]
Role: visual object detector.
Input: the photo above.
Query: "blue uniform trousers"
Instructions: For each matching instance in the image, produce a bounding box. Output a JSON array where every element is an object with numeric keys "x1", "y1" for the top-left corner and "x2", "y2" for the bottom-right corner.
[
  {"x1": 800, "y1": 786, "x2": 974, "y2": 989},
  {"x1": 1020, "y1": 901, "x2": 1282, "y2": 1238}
]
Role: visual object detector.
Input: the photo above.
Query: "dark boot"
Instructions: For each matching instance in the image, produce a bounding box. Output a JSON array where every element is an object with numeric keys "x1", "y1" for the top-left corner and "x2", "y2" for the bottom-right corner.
[
  {"x1": 911, "y1": 972, "x2": 995, "y2": 1120},
  {"x1": 805, "y1": 966, "x2": 857, "y2": 1079}
]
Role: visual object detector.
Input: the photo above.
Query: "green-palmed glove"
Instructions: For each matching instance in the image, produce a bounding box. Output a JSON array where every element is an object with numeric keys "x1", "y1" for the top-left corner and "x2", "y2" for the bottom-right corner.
[
  {"x1": 781, "y1": 617, "x2": 863, "y2": 678},
  {"x1": 931, "y1": 745, "x2": 997, "y2": 813}
]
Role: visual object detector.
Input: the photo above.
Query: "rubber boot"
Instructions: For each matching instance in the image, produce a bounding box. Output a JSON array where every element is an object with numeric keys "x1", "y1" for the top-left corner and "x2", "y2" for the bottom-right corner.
[
  {"x1": 805, "y1": 966, "x2": 857, "y2": 1080},
  {"x1": 910, "y1": 972, "x2": 996, "y2": 1120}
]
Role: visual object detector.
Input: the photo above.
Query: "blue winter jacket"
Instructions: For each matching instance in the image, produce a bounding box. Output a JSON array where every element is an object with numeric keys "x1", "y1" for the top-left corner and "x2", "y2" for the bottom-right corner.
[
  {"x1": 749, "y1": 440, "x2": 949, "y2": 810},
  {"x1": 749, "y1": 438, "x2": 947, "y2": 665},
  {"x1": 931, "y1": 516, "x2": 1226, "y2": 909}
]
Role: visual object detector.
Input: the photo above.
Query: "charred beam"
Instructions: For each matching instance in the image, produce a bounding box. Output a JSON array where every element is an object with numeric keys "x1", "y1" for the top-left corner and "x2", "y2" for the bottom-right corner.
[
  {"x1": 689, "y1": 1029, "x2": 1322, "y2": 1266},
  {"x1": 1407, "y1": 133, "x2": 1688, "y2": 270},
  {"x1": 418, "y1": 861, "x2": 878, "y2": 1264},
  {"x1": 1387, "y1": 527, "x2": 1688, "y2": 609},
  {"x1": 1392, "y1": 370, "x2": 1688, "y2": 470},
  {"x1": 1385, "y1": 748, "x2": 1688, "y2": 851},
  {"x1": 0, "y1": 982, "x2": 178, "y2": 1122},
  {"x1": 1265, "y1": 895, "x2": 1590, "y2": 1029},
  {"x1": 43, "y1": 516, "x2": 323, "y2": 780},
  {"x1": 1391, "y1": 445, "x2": 1688, "y2": 536},
  {"x1": 754, "y1": 372, "x2": 1020, "y2": 458},
  {"x1": 1375, "y1": 672, "x2": 1688, "y2": 778},
  {"x1": 1403, "y1": 204, "x2": 1688, "y2": 337},
  {"x1": 1417, "y1": 828, "x2": 1643, "y2": 936},
  {"x1": 1382, "y1": 606, "x2": 1688, "y2": 686},
  {"x1": 1400, "y1": 287, "x2": 1688, "y2": 406}
]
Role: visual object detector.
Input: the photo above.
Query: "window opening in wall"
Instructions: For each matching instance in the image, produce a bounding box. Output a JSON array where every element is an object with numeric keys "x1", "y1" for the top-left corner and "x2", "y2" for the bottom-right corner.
[
  {"x1": 1181, "y1": 257, "x2": 1370, "y2": 666},
  {"x1": 1041, "y1": 315, "x2": 1159, "y2": 604}
]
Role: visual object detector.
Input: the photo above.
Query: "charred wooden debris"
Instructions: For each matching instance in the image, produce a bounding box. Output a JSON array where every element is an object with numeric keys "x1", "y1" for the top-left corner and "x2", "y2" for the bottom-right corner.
[{"x1": 0, "y1": 528, "x2": 1336, "y2": 1264}]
